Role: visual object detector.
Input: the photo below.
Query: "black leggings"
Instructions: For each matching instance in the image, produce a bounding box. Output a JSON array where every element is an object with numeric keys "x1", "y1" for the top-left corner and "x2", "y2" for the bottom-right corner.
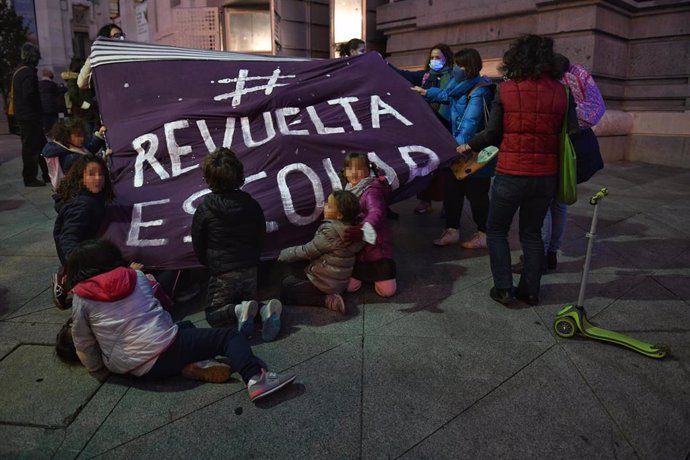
[{"x1": 443, "y1": 170, "x2": 491, "y2": 232}]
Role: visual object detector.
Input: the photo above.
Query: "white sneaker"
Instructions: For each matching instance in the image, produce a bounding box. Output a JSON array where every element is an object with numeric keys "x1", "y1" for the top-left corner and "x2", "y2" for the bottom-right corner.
[
  {"x1": 433, "y1": 228, "x2": 460, "y2": 246},
  {"x1": 234, "y1": 300, "x2": 259, "y2": 337},
  {"x1": 260, "y1": 299, "x2": 282, "y2": 342},
  {"x1": 461, "y1": 231, "x2": 487, "y2": 249}
]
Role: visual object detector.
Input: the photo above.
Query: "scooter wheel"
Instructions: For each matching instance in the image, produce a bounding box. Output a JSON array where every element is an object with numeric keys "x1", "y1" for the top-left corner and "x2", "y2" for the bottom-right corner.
[{"x1": 554, "y1": 317, "x2": 576, "y2": 338}]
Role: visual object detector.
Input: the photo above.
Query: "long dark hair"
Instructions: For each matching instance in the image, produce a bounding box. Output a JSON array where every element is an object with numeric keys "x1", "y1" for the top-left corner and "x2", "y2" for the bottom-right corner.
[
  {"x1": 499, "y1": 34, "x2": 562, "y2": 81},
  {"x1": 337, "y1": 38, "x2": 365, "y2": 57},
  {"x1": 65, "y1": 239, "x2": 129, "y2": 289},
  {"x1": 55, "y1": 318, "x2": 80, "y2": 364},
  {"x1": 56, "y1": 154, "x2": 115, "y2": 203},
  {"x1": 425, "y1": 44, "x2": 454, "y2": 71}
]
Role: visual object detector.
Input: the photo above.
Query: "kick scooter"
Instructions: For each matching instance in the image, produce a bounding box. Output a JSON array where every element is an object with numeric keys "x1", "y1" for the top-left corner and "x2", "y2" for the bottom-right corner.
[{"x1": 553, "y1": 187, "x2": 669, "y2": 359}]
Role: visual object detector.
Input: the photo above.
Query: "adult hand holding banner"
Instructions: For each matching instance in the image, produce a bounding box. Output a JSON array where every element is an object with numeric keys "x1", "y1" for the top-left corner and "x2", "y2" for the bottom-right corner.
[{"x1": 91, "y1": 39, "x2": 458, "y2": 269}]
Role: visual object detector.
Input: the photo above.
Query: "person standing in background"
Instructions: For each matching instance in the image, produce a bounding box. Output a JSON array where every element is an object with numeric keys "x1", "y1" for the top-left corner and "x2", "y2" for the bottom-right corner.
[
  {"x1": 38, "y1": 69, "x2": 66, "y2": 133},
  {"x1": 12, "y1": 43, "x2": 49, "y2": 187}
]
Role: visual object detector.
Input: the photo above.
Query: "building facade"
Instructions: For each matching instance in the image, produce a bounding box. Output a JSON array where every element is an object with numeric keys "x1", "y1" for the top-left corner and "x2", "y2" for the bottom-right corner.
[
  {"x1": 378, "y1": 0, "x2": 690, "y2": 166},
  {"x1": 5, "y1": 0, "x2": 689, "y2": 166}
]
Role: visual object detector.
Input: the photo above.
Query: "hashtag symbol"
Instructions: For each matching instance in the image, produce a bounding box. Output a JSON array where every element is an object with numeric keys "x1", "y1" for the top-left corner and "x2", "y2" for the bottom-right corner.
[{"x1": 214, "y1": 68, "x2": 296, "y2": 107}]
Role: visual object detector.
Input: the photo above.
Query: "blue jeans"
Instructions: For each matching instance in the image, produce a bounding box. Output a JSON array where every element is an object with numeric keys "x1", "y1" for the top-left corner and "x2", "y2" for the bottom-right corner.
[
  {"x1": 143, "y1": 327, "x2": 262, "y2": 384},
  {"x1": 487, "y1": 174, "x2": 557, "y2": 295},
  {"x1": 542, "y1": 200, "x2": 568, "y2": 253}
]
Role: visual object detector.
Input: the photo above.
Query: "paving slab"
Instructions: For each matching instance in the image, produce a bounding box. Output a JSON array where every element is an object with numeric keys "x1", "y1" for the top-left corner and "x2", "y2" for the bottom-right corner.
[
  {"x1": 0, "y1": 425, "x2": 65, "y2": 460},
  {"x1": 0, "y1": 256, "x2": 55, "y2": 318},
  {"x1": 400, "y1": 346, "x2": 638, "y2": 459},
  {"x1": 0, "y1": 345, "x2": 101, "y2": 428},
  {"x1": 361, "y1": 336, "x2": 553, "y2": 458},
  {"x1": 561, "y1": 342, "x2": 690, "y2": 459}
]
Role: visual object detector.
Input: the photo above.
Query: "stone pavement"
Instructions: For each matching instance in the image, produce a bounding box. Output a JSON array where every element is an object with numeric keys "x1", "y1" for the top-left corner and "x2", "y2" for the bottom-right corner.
[{"x1": 0, "y1": 133, "x2": 689, "y2": 459}]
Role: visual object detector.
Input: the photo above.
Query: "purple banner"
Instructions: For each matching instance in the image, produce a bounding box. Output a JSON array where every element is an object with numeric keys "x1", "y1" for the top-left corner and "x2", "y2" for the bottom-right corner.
[{"x1": 91, "y1": 41, "x2": 457, "y2": 269}]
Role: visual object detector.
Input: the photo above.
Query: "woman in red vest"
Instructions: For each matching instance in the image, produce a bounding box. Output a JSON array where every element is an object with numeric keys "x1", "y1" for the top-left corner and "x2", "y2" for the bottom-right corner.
[{"x1": 460, "y1": 35, "x2": 579, "y2": 306}]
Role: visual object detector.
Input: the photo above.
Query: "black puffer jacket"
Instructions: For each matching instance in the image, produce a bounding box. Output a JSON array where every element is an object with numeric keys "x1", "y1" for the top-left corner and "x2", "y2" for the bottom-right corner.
[
  {"x1": 53, "y1": 190, "x2": 107, "y2": 266},
  {"x1": 191, "y1": 190, "x2": 266, "y2": 275}
]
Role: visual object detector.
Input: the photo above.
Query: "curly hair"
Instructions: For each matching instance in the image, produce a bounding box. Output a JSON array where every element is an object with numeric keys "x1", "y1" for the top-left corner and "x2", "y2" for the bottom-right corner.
[
  {"x1": 56, "y1": 155, "x2": 114, "y2": 203},
  {"x1": 499, "y1": 34, "x2": 562, "y2": 81},
  {"x1": 426, "y1": 44, "x2": 454, "y2": 71},
  {"x1": 203, "y1": 147, "x2": 245, "y2": 193},
  {"x1": 50, "y1": 118, "x2": 86, "y2": 147}
]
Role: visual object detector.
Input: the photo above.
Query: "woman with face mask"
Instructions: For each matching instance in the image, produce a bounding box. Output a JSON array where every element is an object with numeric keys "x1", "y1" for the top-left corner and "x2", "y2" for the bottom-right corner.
[
  {"x1": 393, "y1": 44, "x2": 455, "y2": 214},
  {"x1": 411, "y1": 48, "x2": 496, "y2": 249}
]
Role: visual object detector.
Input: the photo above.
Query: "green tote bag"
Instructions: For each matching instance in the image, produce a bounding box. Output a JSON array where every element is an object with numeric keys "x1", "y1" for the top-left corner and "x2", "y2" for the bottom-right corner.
[{"x1": 557, "y1": 86, "x2": 577, "y2": 205}]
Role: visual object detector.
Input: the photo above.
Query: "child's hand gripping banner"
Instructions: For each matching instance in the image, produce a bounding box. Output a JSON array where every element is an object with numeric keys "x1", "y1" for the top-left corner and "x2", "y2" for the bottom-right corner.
[{"x1": 91, "y1": 39, "x2": 459, "y2": 269}]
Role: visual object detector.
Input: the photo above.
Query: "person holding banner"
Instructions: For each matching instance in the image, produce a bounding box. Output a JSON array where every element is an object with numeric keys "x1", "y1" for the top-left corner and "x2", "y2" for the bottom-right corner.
[
  {"x1": 412, "y1": 48, "x2": 496, "y2": 249},
  {"x1": 191, "y1": 148, "x2": 282, "y2": 342},
  {"x1": 394, "y1": 44, "x2": 455, "y2": 215},
  {"x1": 336, "y1": 38, "x2": 366, "y2": 57},
  {"x1": 341, "y1": 153, "x2": 397, "y2": 297},
  {"x1": 52, "y1": 155, "x2": 115, "y2": 309},
  {"x1": 460, "y1": 34, "x2": 578, "y2": 307},
  {"x1": 278, "y1": 191, "x2": 365, "y2": 314}
]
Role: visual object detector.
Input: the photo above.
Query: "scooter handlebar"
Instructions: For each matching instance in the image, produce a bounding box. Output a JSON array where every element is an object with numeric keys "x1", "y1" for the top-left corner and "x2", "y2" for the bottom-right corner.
[{"x1": 590, "y1": 187, "x2": 608, "y2": 205}]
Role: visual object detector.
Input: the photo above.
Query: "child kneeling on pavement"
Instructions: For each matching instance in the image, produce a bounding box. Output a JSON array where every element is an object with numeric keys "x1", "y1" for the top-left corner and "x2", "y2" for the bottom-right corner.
[
  {"x1": 278, "y1": 190, "x2": 365, "y2": 314},
  {"x1": 191, "y1": 147, "x2": 282, "y2": 342},
  {"x1": 55, "y1": 239, "x2": 295, "y2": 402}
]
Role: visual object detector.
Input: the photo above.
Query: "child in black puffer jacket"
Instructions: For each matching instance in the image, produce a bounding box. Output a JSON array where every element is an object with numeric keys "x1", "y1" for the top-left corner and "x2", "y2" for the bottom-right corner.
[{"x1": 191, "y1": 148, "x2": 282, "y2": 342}]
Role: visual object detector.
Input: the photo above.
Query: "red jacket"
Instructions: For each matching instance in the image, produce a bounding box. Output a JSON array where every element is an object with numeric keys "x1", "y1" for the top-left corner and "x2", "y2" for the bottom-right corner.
[{"x1": 496, "y1": 75, "x2": 567, "y2": 176}]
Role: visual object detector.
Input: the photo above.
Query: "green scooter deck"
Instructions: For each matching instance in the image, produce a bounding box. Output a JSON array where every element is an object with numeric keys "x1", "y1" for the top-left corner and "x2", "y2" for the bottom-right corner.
[{"x1": 554, "y1": 305, "x2": 669, "y2": 359}]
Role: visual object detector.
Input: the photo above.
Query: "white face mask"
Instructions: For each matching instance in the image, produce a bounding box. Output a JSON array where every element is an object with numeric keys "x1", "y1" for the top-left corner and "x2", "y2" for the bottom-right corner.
[{"x1": 429, "y1": 58, "x2": 445, "y2": 72}]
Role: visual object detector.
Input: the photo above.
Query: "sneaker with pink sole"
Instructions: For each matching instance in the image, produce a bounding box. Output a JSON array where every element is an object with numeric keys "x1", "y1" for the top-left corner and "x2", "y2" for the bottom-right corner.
[{"x1": 247, "y1": 369, "x2": 296, "y2": 402}]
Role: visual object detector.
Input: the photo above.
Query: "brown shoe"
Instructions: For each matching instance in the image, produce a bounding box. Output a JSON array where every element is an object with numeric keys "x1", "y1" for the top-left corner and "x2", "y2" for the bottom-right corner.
[{"x1": 181, "y1": 360, "x2": 232, "y2": 383}]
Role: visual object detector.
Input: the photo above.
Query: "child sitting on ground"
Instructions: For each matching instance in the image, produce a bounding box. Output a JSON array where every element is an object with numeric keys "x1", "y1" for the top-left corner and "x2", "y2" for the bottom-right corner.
[
  {"x1": 52, "y1": 155, "x2": 114, "y2": 309},
  {"x1": 55, "y1": 239, "x2": 295, "y2": 402},
  {"x1": 42, "y1": 118, "x2": 106, "y2": 189},
  {"x1": 278, "y1": 190, "x2": 365, "y2": 314},
  {"x1": 341, "y1": 152, "x2": 397, "y2": 297},
  {"x1": 191, "y1": 147, "x2": 282, "y2": 341}
]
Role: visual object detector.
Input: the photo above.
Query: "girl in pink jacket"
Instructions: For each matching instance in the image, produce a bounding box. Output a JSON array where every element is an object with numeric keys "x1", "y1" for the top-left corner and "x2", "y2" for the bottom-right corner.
[{"x1": 341, "y1": 153, "x2": 397, "y2": 297}]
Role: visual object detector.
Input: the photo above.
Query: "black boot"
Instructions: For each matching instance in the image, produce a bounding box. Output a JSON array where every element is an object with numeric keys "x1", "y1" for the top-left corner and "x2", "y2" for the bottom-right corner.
[{"x1": 489, "y1": 287, "x2": 514, "y2": 305}]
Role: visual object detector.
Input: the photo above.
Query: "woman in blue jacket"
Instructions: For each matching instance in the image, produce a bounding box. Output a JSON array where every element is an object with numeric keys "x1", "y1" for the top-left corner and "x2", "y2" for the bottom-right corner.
[{"x1": 412, "y1": 48, "x2": 496, "y2": 248}]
